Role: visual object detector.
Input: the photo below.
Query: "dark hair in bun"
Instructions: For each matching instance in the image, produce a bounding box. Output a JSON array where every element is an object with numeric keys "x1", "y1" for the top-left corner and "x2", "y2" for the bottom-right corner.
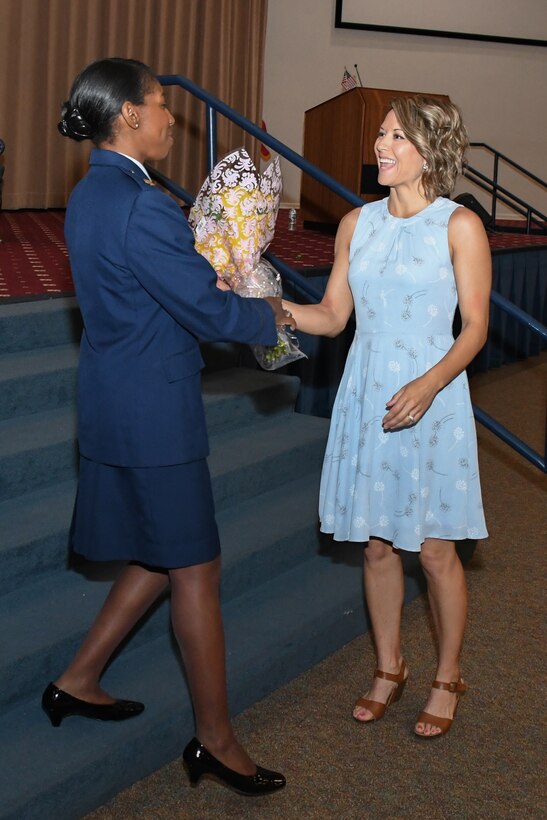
[{"x1": 58, "y1": 57, "x2": 157, "y2": 145}]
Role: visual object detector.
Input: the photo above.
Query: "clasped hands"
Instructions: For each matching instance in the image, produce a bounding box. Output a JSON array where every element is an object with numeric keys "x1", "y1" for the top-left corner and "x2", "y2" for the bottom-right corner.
[
  {"x1": 264, "y1": 297, "x2": 297, "y2": 331},
  {"x1": 215, "y1": 277, "x2": 296, "y2": 331}
]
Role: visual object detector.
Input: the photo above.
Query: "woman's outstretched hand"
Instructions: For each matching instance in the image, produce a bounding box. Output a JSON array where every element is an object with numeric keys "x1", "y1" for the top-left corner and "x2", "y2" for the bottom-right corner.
[
  {"x1": 264, "y1": 296, "x2": 297, "y2": 330},
  {"x1": 382, "y1": 374, "x2": 439, "y2": 431}
]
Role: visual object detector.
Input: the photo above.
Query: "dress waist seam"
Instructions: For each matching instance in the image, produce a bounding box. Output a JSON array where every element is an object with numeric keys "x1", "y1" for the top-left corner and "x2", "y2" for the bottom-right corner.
[{"x1": 354, "y1": 331, "x2": 454, "y2": 337}]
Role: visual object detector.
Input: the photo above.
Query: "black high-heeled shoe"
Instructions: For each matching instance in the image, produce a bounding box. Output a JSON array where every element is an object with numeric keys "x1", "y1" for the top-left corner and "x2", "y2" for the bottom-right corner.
[
  {"x1": 182, "y1": 737, "x2": 286, "y2": 795},
  {"x1": 42, "y1": 682, "x2": 145, "y2": 727}
]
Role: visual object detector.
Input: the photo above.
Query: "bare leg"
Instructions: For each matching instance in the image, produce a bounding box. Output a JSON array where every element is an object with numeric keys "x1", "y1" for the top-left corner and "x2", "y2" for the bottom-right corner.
[
  {"x1": 56, "y1": 563, "x2": 169, "y2": 703},
  {"x1": 54, "y1": 556, "x2": 256, "y2": 773},
  {"x1": 415, "y1": 538, "x2": 468, "y2": 736},
  {"x1": 354, "y1": 538, "x2": 406, "y2": 721},
  {"x1": 169, "y1": 557, "x2": 255, "y2": 775}
]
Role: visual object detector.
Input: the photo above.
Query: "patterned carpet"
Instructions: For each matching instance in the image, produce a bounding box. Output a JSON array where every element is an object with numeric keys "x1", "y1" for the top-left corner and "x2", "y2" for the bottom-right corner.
[
  {"x1": 270, "y1": 210, "x2": 547, "y2": 270},
  {"x1": 0, "y1": 208, "x2": 545, "y2": 300},
  {"x1": 0, "y1": 210, "x2": 72, "y2": 299}
]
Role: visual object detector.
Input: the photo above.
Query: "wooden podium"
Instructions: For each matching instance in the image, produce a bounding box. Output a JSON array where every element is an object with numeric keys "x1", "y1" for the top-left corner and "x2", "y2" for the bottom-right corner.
[{"x1": 300, "y1": 87, "x2": 449, "y2": 227}]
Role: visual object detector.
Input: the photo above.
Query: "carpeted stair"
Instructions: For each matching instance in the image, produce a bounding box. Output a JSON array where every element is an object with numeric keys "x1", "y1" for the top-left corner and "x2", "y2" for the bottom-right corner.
[{"x1": 0, "y1": 296, "x2": 378, "y2": 820}]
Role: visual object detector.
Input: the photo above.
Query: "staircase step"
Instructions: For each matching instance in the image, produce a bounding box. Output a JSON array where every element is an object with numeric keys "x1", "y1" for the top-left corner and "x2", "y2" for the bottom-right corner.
[
  {"x1": 0, "y1": 298, "x2": 82, "y2": 353},
  {"x1": 0, "y1": 298, "x2": 277, "y2": 372},
  {"x1": 0, "y1": 408, "x2": 327, "y2": 509},
  {"x1": 0, "y1": 341, "x2": 296, "y2": 425},
  {"x1": 0, "y1": 407, "x2": 77, "y2": 502},
  {"x1": 0, "y1": 480, "x2": 76, "y2": 594},
  {"x1": 200, "y1": 340, "x2": 243, "y2": 372},
  {"x1": 0, "y1": 343, "x2": 79, "y2": 420},
  {"x1": 0, "y1": 406, "x2": 327, "y2": 588},
  {"x1": 202, "y1": 367, "x2": 300, "y2": 434},
  {"x1": 0, "y1": 550, "x2": 368, "y2": 820},
  {"x1": 0, "y1": 475, "x2": 323, "y2": 711},
  {"x1": 219, "y1": 473, "x2": 322, "y2": 602},
  {"x1": 0, "y1": 369, "x2": 315, "y2": 502},
  {"x1": 0, "y1": 409, "x2": 326, "y2": 557},
  {"x1": 208, "y1": 411, "x2": 327, "y2": 512}
]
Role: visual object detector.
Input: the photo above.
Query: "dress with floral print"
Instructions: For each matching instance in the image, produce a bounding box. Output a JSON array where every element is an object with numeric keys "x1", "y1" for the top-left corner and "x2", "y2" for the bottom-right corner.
[{"x1": 319, "y1": 197, "x2": 488, "y2": 551}]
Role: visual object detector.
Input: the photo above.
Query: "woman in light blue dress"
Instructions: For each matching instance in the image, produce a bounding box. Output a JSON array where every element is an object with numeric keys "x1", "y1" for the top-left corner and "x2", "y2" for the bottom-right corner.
[{"x1": 285, "y1": 96, "x2": 491, "y2": 737}]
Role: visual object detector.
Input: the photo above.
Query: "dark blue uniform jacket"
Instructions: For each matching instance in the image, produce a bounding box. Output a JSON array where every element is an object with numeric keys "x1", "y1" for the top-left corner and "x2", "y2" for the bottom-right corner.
[{"x1": 65, "y1": 149, "x2": 277, "y2": 467}]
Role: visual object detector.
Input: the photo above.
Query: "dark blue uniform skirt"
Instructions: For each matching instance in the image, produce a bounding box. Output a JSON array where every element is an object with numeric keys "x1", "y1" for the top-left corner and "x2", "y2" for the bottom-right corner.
[{"x1": 70, "y1": 456, "x2": 221, "y2": 569}]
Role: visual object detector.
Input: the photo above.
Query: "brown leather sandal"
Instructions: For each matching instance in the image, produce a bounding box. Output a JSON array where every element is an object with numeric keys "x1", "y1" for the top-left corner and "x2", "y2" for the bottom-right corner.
[
  {"x1": 353, "y1": 660, "x2": 408, "y2": 723},
  {"x1": 414, "y1": 678, "x2": 468, "y2": 738}
]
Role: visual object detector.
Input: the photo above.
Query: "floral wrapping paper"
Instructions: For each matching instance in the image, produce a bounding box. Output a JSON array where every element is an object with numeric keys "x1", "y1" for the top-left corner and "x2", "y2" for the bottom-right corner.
[{"x1": 188, "y1": 148, "x2": 305, "y2": 370}]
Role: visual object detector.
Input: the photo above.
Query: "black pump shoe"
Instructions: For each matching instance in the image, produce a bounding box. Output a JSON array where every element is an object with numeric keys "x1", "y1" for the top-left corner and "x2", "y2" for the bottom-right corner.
[
  {"x1": 42, "y1": 682, "x2": 145, "y2": 727},
  {"x1": 182, "y1": 737, "x2": 286, "y2": 795}
]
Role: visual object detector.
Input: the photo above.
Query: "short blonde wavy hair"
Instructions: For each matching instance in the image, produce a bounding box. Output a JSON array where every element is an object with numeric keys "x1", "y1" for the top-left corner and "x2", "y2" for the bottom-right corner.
[{"x1": 390, "y1": 95, "x2": 469, "y2": 201}]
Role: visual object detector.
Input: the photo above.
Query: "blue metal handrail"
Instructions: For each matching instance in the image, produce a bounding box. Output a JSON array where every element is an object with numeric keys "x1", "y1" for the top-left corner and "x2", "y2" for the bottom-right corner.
[
  {"x1": 465, "y1": 143, "x2": 547, "y2": 234},
  {"x1": 157, "y1": 74, "x2": 364, "y2": 210},
  {"x1": 474, "y1": 291, "x2": 547, "y2": 472},
  {"x1": 154, "y1": 75, "x2": 546, "y2": 472},
  {"x1": 469, "y1": 142, "x2": 546, "y2": 189}
]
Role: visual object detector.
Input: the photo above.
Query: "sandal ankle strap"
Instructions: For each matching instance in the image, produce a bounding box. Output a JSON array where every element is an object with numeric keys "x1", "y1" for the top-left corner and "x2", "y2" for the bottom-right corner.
[
  {"x1": 374, "y1": 661, "x2": 406, "y2": 683},
  {"x1": 431, "y1": 679, "x2": 467, "y2": 694}
]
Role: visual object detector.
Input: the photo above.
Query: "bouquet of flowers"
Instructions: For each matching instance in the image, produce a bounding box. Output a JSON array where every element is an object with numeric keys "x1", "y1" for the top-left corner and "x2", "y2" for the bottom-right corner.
[{"x1": 188, "y1": 147, "x2": 306, "y2": 370}]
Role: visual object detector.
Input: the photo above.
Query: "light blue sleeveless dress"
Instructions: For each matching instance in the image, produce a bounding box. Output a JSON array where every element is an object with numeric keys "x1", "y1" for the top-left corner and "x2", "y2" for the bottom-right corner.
[{"x1": 319, "y1": 197, "x2": 488, "y2": 551}]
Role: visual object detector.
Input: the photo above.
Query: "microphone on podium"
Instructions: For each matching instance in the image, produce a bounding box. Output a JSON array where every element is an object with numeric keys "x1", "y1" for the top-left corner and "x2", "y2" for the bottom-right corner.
[{"x1": 354, "y1": 64, "x2": 363, "y2": 87}]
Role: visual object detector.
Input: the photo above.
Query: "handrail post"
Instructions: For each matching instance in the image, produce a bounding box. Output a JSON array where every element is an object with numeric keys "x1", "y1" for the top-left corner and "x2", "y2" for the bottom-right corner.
[
  {"x1": 205, "y1": 104, "x2": 217, "y2": 172},
  {"x1": 491, "y1": 152, "x2": 499, "y2": 228}
]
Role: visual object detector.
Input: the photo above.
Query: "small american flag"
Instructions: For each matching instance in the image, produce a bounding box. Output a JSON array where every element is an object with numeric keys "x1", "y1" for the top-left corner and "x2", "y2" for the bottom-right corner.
[{"x1": 341, "y1": 68, "x2": 357, "y2": 91}]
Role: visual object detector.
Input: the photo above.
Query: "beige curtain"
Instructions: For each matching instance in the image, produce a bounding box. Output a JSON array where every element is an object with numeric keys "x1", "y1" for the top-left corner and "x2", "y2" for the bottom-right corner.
[{"x1": 0, "y1": 0, "x2": 268, "y2": 209}]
